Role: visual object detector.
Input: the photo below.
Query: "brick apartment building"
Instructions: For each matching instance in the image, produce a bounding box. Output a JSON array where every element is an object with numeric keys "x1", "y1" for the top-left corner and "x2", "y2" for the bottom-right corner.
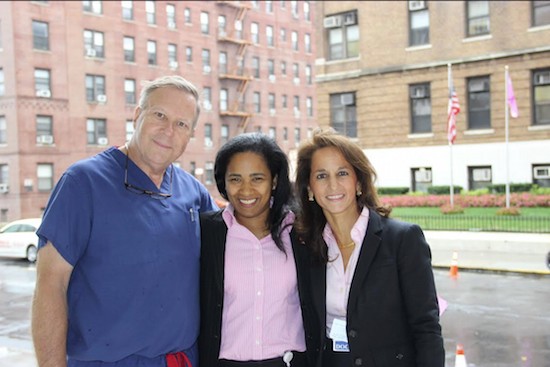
[
  {"x1": 315, "y1": 1, "x2": 550, "y2": 193},
  {"x1": 0, "y1": 0, "x2": 317, "y2": 221}
]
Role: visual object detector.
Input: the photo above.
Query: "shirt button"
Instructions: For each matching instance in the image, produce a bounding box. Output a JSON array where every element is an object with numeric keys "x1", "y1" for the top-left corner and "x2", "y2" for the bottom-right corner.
[{"x1": 354, "y1": 358, "x2": 363, "y2": 365}]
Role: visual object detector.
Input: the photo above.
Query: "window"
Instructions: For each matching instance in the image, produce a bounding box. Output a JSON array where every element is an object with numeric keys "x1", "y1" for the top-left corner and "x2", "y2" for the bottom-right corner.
[
  {"x1": 306, "y1": 97, "x2": 313, "y2": 117},
  {"x1": 533, "y1": 0, "x2": 550, "y2": 27},
  {"x1": 467, "y1": 76, "x2": 491, "y2": 129},
  {"x1": 0, "y1": 164, "x2": 7, "y2": 187},
  {"x1": 168, "y1": 43, "x2": 178, "y2": 67},
  {"x1": 281, "y1": 61, "x2": 287, "y2": 76},
  {"x1": 167, "y1": 4, "x2": 176, "y2": 28},
  {"x1": 83, "y1": 29, "x2": 104, "y2": 58},
  {"x1": 204, "y1": 123, "x2": 213, "y2": 147},
  {"x1": 330, "y1": 92, "x2": 357, "y2": 137},
  {"x1": 268, "y1": 59, "x2": 275, "y2": 79},
  {"x1": 294, "y1": 128, "x2": 301, "y2": 146},
  {"x1": 266, "y1": 25, "x2": 274, "y2": 46},
  {"x1": 305, "y1": 64, "x2": 312, "y2": 84},
  {"x1": 409, "y1": 1, "x2": 429, "y2": 46},
  {"x1": 147, "y1": 40, "x2": 157, "y2": 65},
  {"x1": 305, "y1": 33, "x2": 311, "y2": 53},
  {"x1": 291, "y1": 0, "x2": 299, "y2": 18},
  {"x1": 325, "y1": 11, "x2": 359, "y2": 60},
  {"x1": 34, "y1": 68, "x2": 51, "y2": 96},
  {"x1": 83, "y1": 1, "x2": 102, "y2": 14},
  {"x1": 0, "y1": 116, "x2": 6, "y2": 144},
  {"x1": 269, "y1": 127, "x2": 276, "y2": 140},
  {"x1": 293, "y1": 63, "x2": 299, "y2": 79},
  {"x1": 282, "y1": 94, "x2": 288, "y2": 108},
  {"x1": 409, "y1": 83, "x2": 431, "y2": 133},
  {"x1": 202, "y1": 49, "x2": 211, "y2": 73},
  {"x1": 468, "y1": 166, "x2": 492, "y2": 190},
  {"x1": 200, "y1": 11, "x2": 209, "y2": 34},
  {"x1": 220, "y1": 89, "x2": 228, "y2": 111},
  {"x1": 36, "y1": 115, "x2": 53, "y2": 144},
  {"x1": 186, "y1": 46, "x2": 192, "y2": 62},
  {"x1": 205, "y1": 162, "x2": 214, "y2": 185},
  {"x1": 253, "y1": 92, "x2": 261, "y2": 113},
  {"x1": 268, "y1": 93, "x2": 276, "y2": 111},
  {"x1": 219, "y1": 51, "x2": 227, "y2": 74},
  {"x1": 126, "y1": 119, "x2": 134, "y2": 142},
  {"x1": 266, "y1": 0, "x2": 273, "y2": 13},
  {"x1": 235, "y1": 19, "x2": 243, "y2": 39},
  {"x1": 203, "y1": 87, "x2": 212, "y2": 110},
  {"x1": 85, "y1": 74, "x2": 106, "y2": 103},
  {"x1": 221, "y1": 125, "x2": 229, "y2": 145},
  {"x1": 189, "y1": 161, "x2": 196, "y2": 177},
  {"x1": 0, "y1": 69, "x2": 4, "y2": 96},
  {"x1": 121, "y1": 1, "x2": 133, "y2": 20},
  {"x1": 252, "y1": 57, "x2": 260, "y2": 78},
  {"x1": 283, "y1": 127, "x2": 288, "y2": 141},
  {"x1": 291, "y1": 31, "x2": 298, "y2": 51},
  {"x1": 185, "y1": 7, "x2": 191, "y2": 23},
  {"x1": 293, "y1": 95, "x2": 300, "y2": 117},
  {"x1": 123, "y1": 36, "x2": 135, "y2": 62},
  {"x1": 533, "y1": 164, "x2": 550, "y2": 187},
  {"x1": 251, "y1": 22, "x2": 259, "y2": 43},
  {"x1": 125, "y1": 79, "x2": 136, "y2": 104},
  {"x1": 534, "y1": 69, "x2": 550, "y2": 125},
  {"x1": 32, "y1": 20, "x2": 49, "y2": 50},
  {"x1": 218, "y1": 15, "x2": 227, "y2": 36},
  {"x1": 411, "y1": 167, "x2": 432, "y2": 193},
  {"x1": 280, "y1": 27, "x2": 287, "y2": 42},
  {"x1": 251, "y1": 1, "x2": 259, "y2": 9},
  {"x1": 467, "y1": 1, "x2": 490, "y2": 36},
  {"x1": 304, "y1": 1, "x2": 311, "y2": 21},
  {"x1": 37, "y1": 163, "x2": 53, "y2": 191},
  {"x1": 146, "y1": 0, "x2": 156, "y2": 24},
  {"x1": 86, "y1": 118, "x2": 107, "y2": 145}
]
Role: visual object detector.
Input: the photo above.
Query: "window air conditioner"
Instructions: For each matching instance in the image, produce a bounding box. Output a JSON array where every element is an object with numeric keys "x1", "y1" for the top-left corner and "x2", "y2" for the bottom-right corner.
[
  {"x1": 203, "y1": 65, "x2": 212, "y2": 74},
  {"x1": 340, "y1": 93, "x2": 355, "y2": 105},
  {"x1": 323, "y1": 16, "x2": 342, "y2": 29},
  {"x1": 408, "y1": 1, "x2": 426, "y2": 11},
  {"x1": 37, "y1": 135, "x2": 54, "y2": 145},
  {"x1": 96, "y1": 94, "x2": 107, "y2": 103},
  {"x1": 169, "y1": 61, "x2": 179, "y2": 69},
  {"x1": 168, "y1": 21, "x2": 176, "y2": 29},
  {"x1": 97, "y1": 137, "x2": 109, "y2": 146},
  {"x1": 0, "y1": 183, "x2": 9, "y2": 194},
  {"x1": 535, "y1": 72, "x2": 550, "y2": 85},
  {"x1": 534, "y1": 166, "x2": 550, "y2": 179},
  {"x1": 293, "y1": 77, "x2": 300, "y2": 85},
  {"x1": 414, "y1": 169, "x2": 432, "y2": 183},
  {"x1": 269, "y1": 108, "x2": 276, "y2": 116},
  {"x1": 205, "y1": 139, "x2": 213, "y2": 148},
  {"x1": 86, "y1": 48, "x2": 97, "y2": 57},
  {"x1": 36, "y1": 89, "x2": 51, "y2": 98},
  {"x1": 269, "y1": 74, "x2": 276, "y2": 82},
  {"x1": 203, "y1": 101, "x2": 212, "y2": 111},
  {"x1": 343, "y1": 12, "x2": 357, "y2": 26}
]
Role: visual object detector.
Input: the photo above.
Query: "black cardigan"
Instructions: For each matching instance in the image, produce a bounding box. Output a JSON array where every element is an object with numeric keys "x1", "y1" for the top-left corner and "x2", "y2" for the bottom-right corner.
[{"x1": 198, "y1": 210, "x2": 319, "y2": 367}]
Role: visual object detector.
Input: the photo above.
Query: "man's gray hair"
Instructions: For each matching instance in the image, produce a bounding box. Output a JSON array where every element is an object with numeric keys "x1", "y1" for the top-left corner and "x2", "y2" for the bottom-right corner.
[{"x1": 138, "y1": 75, "x2": 201, "y2": 127}]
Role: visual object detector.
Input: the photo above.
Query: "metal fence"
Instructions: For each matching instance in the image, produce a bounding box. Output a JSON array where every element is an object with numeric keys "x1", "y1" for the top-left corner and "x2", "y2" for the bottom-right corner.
[{"x1": 392, "y1": 215, "x2": 550, "y2": 233}]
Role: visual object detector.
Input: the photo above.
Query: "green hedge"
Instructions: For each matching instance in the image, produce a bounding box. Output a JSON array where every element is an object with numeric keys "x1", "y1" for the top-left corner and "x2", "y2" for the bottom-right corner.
[
  {"x1": 427, "y1": 185, "x2": 463, "y2": 195},
  {"x1": 377, "y1": 187, "x2": 409, "y2": 195},
  {"x1": 487, "y1": 183, "x2": 534, "y2": 193}
]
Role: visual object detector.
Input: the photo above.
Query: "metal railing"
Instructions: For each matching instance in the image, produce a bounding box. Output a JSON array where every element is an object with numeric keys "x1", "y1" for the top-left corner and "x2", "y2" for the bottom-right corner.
[{"x1": 392, "y1": 215, "x2": 550, "y2": 233}]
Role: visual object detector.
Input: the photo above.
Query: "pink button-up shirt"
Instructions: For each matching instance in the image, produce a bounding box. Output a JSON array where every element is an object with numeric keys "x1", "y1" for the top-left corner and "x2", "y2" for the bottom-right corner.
[
  {"x1": 323, "y1": 207, "x2": 370, "y2": 336},
  {"x1": 219, "y1": 205, "x2": 306, "y2": 361}
]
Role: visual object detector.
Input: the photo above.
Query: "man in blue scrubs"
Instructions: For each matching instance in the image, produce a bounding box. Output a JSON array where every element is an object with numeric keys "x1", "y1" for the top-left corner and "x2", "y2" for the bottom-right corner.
[{"x1": 32, "y1": 75, "x2": 217, "y2": 367}]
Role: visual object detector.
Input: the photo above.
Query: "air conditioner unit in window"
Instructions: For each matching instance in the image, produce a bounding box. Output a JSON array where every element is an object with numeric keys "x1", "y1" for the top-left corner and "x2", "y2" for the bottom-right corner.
[
  {"x1": 473, "y1": 168, "x2": 491, "y2": 182},
  {"x1": 97, "y1": 137, "x2": 109, "y2": 146},
  {"x1": 294, "y1": 109, "x2": 301, "y2": 118},
  {"x1": 323, "y1": 15, "x2": 342, "y2": 29},
  {"x1": 36, "y1": 89, "x2": 51, "y2": 98},
  {"x1": 168, "y1": 21, "x2": 176, "y2": 29},
  {"x1": 269, "y1": 108, "x2": 276, "y2": 116},
  {"x1": 203, "y1": 101, "x2": 212, "y2": 111},
  {"x1": 268, "y1": 74, "x2": 276, "y2": 82},
  {"x1": 203, "y1": 65, "x2": 212, "y2": 74},
  {"x1": 408, "y1": 1, "x2": 426, "y2": 11},
  {"x1": 414, "y1": 169, "x2": 432, "y2": 183},
  {"x1": 293, "y1": 77, "x2": 300, "y2": 85},
  {"x1": 37, "y1": 135, "x2": 54, "y2": 145},
  {"x1": 534, "y1": 166, "x2": 550, "y2": 179},
  {"x1": 96, "y1": 94, "x2": 107, "y2": 103},
  {"x1": 204, "y1": 139, "x2": 213, "y2": 148},
  {"x1": 340, "y1": 93, "x2": 355, "y2": 105},
  {"x1": 343, "y1": 12, "x2": 357, "y2": 26},
  {"x1": 86, "y1": 48, "x2": 97, "y2": 57},
  {"x1": 411, "y1": 86, "x2": 427, "y2": 98},
  {"x1": 0, "y1": 183, "x2": 9, "y2": 194},
  {"x1": 535, "y1": 72, "x2": 550, "y2": 85},
  {"x1": 169, "y1": 61, "x2": 179, "y2": 69}
]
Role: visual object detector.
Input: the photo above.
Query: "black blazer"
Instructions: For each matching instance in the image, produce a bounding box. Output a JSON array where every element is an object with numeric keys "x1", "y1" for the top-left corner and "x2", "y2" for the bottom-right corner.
[
  {"x1": 199, "y1": 210, "x2": 320, "y2": 367},
  {"x1": 309, "y1": 209, "x2": 445, "y2": 367}
]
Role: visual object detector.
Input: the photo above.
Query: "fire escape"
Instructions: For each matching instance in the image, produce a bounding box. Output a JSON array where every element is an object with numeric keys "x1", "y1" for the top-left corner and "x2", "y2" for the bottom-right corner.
[{"x1": 216, "y1": 1, "x2": 253, "y2": 132}]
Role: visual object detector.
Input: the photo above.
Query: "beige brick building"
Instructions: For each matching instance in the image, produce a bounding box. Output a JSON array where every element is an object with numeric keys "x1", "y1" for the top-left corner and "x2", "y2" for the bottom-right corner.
[
  {"x1": 315, "y1": 1, "x2": 550, "y2": 192},
  {"x1": 0, "y1": 0, "x2": 316, "y2": 221}
]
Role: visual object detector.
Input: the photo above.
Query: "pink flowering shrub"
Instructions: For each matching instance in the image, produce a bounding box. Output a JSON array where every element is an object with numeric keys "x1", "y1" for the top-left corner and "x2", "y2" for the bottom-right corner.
[{"x1": 380, "y1": 193, "x2": 550, "y2": 208}]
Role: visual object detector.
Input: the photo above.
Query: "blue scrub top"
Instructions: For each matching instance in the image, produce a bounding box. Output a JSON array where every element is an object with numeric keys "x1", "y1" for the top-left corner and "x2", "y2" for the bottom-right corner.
[{"x1": 37, "y1": 147, "x2": 217, "y2": 366}]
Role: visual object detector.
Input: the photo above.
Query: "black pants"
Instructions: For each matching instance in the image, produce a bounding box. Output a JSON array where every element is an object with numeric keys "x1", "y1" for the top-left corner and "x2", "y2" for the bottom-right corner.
[
  {"x1": 219, "y1": 351, "x2": 306, "y2": 367},
  {"x1": 322, "y1": 338, "x2": 352, "y2": 367}
]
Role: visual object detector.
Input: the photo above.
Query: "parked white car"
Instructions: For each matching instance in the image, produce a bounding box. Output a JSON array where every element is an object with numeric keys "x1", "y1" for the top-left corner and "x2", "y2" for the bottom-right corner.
[{"x1": 0, "y1": 218, "x2": 42, "y2": 262}]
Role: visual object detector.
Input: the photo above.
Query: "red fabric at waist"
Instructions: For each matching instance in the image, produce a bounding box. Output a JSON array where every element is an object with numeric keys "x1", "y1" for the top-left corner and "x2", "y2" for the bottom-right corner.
[{"x1": 166, "y1": 351, "x2": 192, "y2": 367}]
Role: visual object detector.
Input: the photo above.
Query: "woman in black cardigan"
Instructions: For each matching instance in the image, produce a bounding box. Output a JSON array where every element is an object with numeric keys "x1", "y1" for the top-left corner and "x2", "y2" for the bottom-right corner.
[{"x1": 199, "y1": 133, "x2": 319, "y2": 367}]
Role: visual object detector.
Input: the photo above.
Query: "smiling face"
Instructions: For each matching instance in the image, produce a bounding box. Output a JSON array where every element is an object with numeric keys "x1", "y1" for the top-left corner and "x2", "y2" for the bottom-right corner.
[
  {"x1": 225, "y1": 151, "x2": 276, "y2": 231},
  {"x1": 308, "y1": 146, "x2": 360, "y2": 219},
  {"x1": 130, "y1": 86, "x2": 196, "y2": 176}
]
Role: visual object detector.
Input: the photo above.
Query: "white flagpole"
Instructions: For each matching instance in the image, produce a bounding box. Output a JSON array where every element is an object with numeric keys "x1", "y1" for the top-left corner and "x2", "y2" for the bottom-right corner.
[
  {"x1": 448, "y1": 64, "x2": 454, "y2": 207},
  {"x1": 504, "y1": 66, "x2": 510, "y2": 208}
]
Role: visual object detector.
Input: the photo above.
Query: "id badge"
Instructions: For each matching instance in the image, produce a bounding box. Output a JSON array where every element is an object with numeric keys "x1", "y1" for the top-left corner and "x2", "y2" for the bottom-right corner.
[{"x1": 329, "y1": 318, "x2": 350, "y2": 352}]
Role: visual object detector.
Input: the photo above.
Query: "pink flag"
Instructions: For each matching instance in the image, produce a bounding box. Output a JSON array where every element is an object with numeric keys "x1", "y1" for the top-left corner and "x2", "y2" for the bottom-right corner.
[
  {"x1": 507, "y1": 73, "x2": 518, "y2": 118},
  {"x1": 447, "y1": 71, "x2": 460, "y2": 144}
]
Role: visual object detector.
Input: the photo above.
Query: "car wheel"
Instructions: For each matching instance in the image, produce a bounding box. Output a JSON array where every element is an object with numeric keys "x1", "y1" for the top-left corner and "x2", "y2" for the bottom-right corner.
[{"x1": 27, "y1": 245, "x2": 38, "y2": 263}]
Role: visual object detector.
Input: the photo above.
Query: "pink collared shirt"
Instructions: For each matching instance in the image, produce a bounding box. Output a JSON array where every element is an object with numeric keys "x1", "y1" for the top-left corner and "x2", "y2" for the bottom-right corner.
[
  {"x1": 323, "y1": 206, "x2": 370, "y2": 336},
  {"x1": 219, "y1": 205, "x2": 306, "y2": 361}
]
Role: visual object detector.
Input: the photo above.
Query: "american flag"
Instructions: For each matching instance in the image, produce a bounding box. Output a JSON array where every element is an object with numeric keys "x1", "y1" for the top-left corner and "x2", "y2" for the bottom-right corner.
[{"x1": 447, "y1": 72, "x2": 460, "y2": 144}]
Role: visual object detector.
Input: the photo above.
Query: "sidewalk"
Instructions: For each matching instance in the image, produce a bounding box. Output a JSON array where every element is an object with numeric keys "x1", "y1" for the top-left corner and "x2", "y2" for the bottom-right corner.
[{"x1": 425, "y1": 230, "x2": 550, "y2": 275}]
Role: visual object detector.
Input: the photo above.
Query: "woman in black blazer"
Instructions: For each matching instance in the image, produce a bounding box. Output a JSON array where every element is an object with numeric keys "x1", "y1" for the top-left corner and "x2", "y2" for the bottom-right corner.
[
  {"x1": 199, "y1": 133, "x2": 319, "y2": 367},
  {"x1": 294, "y1": 130, "x2": 444, "y2": 367}
]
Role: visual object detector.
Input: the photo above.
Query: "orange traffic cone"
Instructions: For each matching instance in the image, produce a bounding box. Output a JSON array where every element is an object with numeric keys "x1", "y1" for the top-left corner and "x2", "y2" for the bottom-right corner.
[
  {"x1": 449, "y1": 251, "x2": 459, "y2": 278},
  {"x1": 455, "y1": 344, "x2": 467, "y2": 367}
]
